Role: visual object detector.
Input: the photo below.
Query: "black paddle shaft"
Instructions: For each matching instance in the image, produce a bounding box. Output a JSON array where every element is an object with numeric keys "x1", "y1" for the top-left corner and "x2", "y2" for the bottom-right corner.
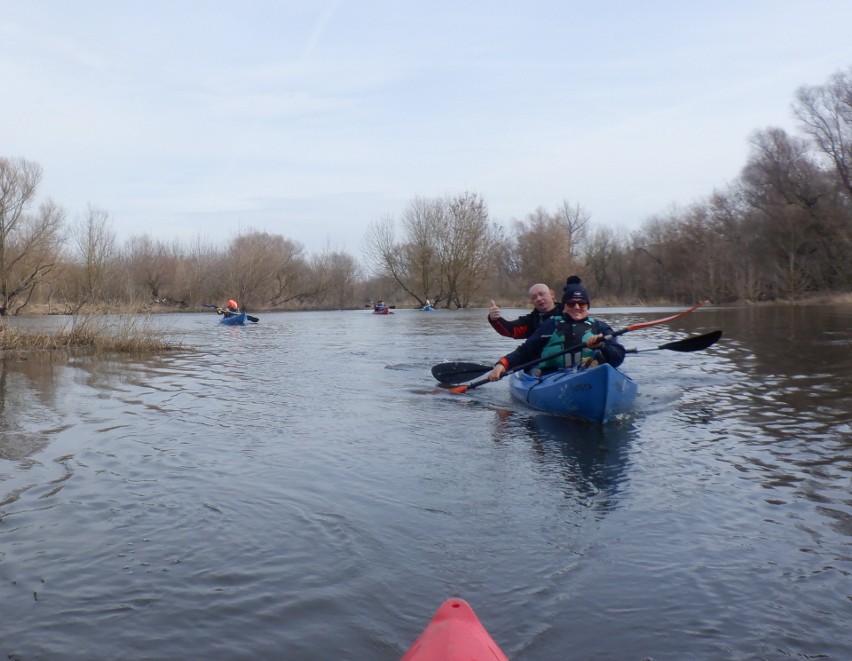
[{"x1": 435, "y1": 330, "x2": 723, "y2": 385}]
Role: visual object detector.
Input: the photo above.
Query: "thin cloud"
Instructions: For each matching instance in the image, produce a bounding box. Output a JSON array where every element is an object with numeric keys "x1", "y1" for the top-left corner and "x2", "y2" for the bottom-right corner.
[{"x1": 3, "y1": 2, "x2": 852, "y2": 254}]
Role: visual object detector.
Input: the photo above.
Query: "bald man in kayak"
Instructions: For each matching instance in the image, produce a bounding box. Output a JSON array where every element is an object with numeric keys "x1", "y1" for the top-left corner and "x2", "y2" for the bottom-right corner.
[
  {"x1": 488, "y1": 283, "x2": 559, "y2": 339},
  {"x1": 485, "y1": 275, "x2": 626, "y2": 382}
]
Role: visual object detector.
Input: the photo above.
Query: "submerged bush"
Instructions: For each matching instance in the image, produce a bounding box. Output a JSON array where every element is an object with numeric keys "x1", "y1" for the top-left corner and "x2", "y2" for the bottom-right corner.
[{"x1": 0, "y1": 314, "x2": 179, "y2": 353}]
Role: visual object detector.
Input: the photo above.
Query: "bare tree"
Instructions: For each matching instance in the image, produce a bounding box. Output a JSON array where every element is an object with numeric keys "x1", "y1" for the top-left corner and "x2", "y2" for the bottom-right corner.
[
  {"x1": 794, "y1": 67, "x2": 852, "y2": 197},
  {"x1": 702, "y1": 187, "x2": 760, "y2": 302},
  {"x1": 311, "y1": 249, "x2": 361, "y2": 309},
  {"x1": 556, "y1": 199, "x2": 590, "y2": 254},
  {"x1": 629, "y1": 211, "x2": 681, "y2": 301},
  {"x1": 177, "y1": 234, "x2": 218, "y2": 308},
  {"x1": 512, "y1": 201, "x2": 587, "y2": 288},
  {"x1": 740, "y1": 128, "x2": 837, "y2": 298},
  {"x1": 439, "y1": 192, "x2": 503, "y2": 308},
  {"x1": 400, "y1": 197, "x2": 444, "y2": 306},
  {"x1": 364, "y1": 193, "x2": 502, "y2": 308},
  {"x1": 363, "y1": 201, "x2": 446, "y2": 307},
  {"x1": 0, "y1": 158, "x2": 65, "y2": 315},
  {"x1": 218, "y1": 230, "x2": 314, "y2": 309},
  {"x1": 123, "y1": 234, "x2": 178, "y2": 303},
  {"x1": 262, "y1": 235, "x2": 314, "y2": 307},
  {"x1": 70, "y1": 203, "x2": 117, "y2": 303},
  {"x1": 363, "y1": 214, "x2": 412, "y2": 301},
  {"x1": 583, "y1": 225, "x2": 620, "y2": 295}
]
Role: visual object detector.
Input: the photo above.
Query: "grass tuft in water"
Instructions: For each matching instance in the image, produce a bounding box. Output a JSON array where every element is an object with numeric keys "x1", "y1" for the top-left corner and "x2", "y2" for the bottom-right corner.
[{"x1": 0, "y1": 314, "x2": 180, "y2": 354}]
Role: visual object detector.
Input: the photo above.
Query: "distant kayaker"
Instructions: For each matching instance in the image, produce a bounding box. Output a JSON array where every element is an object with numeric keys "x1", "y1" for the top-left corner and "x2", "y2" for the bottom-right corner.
[
  {"x1": 488, "y1": 282, "x2": 559, "y2": 338},
  {"x1": 374, "y1": 300, "x2": 388, "y2": 312},
  {"x1": 485, "y1": 275, "x2": 626, "y2": 381},
  {"x1": 221, "y1": 299, "x2": 240, "y2": 318}
]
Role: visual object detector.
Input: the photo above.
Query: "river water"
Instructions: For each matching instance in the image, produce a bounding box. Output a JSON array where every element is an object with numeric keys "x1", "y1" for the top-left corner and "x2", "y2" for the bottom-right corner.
[{"x1": 1, "y1": 304, "x2": 850, "y2": 660}]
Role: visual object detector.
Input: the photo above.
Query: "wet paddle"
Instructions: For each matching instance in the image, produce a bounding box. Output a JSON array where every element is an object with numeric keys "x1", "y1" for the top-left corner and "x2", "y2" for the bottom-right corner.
[
  {"x1": 431, "y1": 361, "x2": 497, "y2": 385},
  {"x1": 625, "y1": 329, "x2": 721, "y2": 354},
  {"x1": 447, "y1": 301, "x2": 709, "y2": 394},
  {"x1": 432, "y1": 330, "x2": 722, "y2": 386}
]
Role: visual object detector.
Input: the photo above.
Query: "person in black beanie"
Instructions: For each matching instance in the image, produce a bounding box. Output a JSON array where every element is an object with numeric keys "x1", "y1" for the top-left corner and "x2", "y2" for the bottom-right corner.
[{"x1": 484, "y1": 275, "x2": 625, "y2": 381}]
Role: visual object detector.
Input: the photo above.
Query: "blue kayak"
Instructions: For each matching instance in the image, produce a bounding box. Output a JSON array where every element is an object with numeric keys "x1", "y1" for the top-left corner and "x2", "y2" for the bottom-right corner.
[
  {"x1": 508, "y1": 363, "x2": 637, "y2": 424},
  {"x1": 219, "y1": 311, "x2": 247, "y2": 326}
]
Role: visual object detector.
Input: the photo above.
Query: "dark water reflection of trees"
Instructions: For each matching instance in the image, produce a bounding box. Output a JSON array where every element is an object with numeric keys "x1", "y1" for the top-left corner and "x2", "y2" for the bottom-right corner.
[
  {"x1": 491, "y1": 407, "x2": 634, "y2": 516},
  {"x1": 0, "y1": 356, "x2": 66, "y2": 463}
]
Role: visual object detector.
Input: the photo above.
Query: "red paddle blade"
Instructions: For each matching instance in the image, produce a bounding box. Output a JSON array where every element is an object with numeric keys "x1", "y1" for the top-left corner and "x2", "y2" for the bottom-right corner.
[{"x1": 448, "y1": 384, "x2": 470, "y2": 394}]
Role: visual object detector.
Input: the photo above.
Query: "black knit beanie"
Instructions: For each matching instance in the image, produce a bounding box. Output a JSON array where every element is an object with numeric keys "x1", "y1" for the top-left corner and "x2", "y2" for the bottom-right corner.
[{"x1": 561, "y1": 275, "x2": 590, "y2": 304}]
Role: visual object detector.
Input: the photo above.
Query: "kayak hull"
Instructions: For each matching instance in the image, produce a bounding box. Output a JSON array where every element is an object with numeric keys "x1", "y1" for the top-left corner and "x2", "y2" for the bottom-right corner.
[
  {"x1": 373, "y1": 308, "x2": 393, "y2": 315},
  {"x1": 402, "y1": 598, "x2": 508, "y2": 661},
  {"x1": 219, "y1": 312, "x2": 247, "y2": 326},
  {"x1": 508, "y1": 363, "x2": 637, "y2": 424}
]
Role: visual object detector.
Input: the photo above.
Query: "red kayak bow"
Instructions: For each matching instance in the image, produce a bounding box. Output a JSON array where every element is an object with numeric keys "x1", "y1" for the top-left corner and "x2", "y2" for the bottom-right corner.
[{"x1": 402, "y1": 598, "x2": 509, "y2": 660}]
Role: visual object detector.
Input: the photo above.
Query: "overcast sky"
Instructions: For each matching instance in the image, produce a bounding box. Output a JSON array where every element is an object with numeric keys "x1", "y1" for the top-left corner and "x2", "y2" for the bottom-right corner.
[{"x1": 4, "y1": 1, "x2": 852, "y2": 255}]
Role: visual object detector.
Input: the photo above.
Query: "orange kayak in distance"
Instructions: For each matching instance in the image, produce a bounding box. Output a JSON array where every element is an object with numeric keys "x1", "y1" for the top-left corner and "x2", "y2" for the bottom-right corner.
[{"x1": 401, "y1": 598, "x2": 509, "y2": 660}]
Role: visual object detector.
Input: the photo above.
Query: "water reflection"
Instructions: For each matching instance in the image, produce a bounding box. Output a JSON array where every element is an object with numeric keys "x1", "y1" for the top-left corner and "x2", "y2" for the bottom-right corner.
[
  {"x1": 0, "y1": 356, "x2": 66, "y2": 463},
  {"x1": 491, "y1": 408, "x2": 634, "y2": 515},
  {"x1": 690, "y1": 309, "x2": 852, "y2": 534}
]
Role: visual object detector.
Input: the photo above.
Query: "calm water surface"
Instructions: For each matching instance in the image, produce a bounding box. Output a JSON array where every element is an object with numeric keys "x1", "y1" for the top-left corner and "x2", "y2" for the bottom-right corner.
[{"x1": 1, "y1": 305, "x2": 850, "y2": 660}]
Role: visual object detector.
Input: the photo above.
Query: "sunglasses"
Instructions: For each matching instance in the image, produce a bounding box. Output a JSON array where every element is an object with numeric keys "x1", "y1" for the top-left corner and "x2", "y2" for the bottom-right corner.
[{"x1": 564, "y1": 300, "x2": 588, "y2": 309}]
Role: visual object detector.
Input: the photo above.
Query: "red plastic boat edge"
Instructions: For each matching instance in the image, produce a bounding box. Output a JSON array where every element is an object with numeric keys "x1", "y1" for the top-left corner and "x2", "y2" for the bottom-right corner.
[{"x1": 401, "y1": 598, "x2": 509, "y2": 661}]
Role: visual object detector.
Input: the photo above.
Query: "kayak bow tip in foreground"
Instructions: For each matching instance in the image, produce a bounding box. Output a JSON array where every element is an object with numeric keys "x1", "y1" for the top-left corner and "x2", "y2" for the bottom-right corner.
[{"x1": 402, "y1": 598, "x2": 509, "y2": 661}]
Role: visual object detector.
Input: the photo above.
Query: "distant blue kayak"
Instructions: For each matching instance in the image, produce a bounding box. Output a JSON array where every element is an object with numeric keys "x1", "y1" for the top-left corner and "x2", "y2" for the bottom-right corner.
[
  {"x1": 508, "y1": 363, "x2": 637, "y2": 424},
  {"x1": 219, "y1": 312, "x2": 247, "y2": 326}
]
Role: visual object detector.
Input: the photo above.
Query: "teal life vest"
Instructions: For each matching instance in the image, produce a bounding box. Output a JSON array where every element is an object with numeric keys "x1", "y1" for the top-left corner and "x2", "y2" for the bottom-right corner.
[{"x1": 538, "y1": 316, "x2": 598, "y2": 369}]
